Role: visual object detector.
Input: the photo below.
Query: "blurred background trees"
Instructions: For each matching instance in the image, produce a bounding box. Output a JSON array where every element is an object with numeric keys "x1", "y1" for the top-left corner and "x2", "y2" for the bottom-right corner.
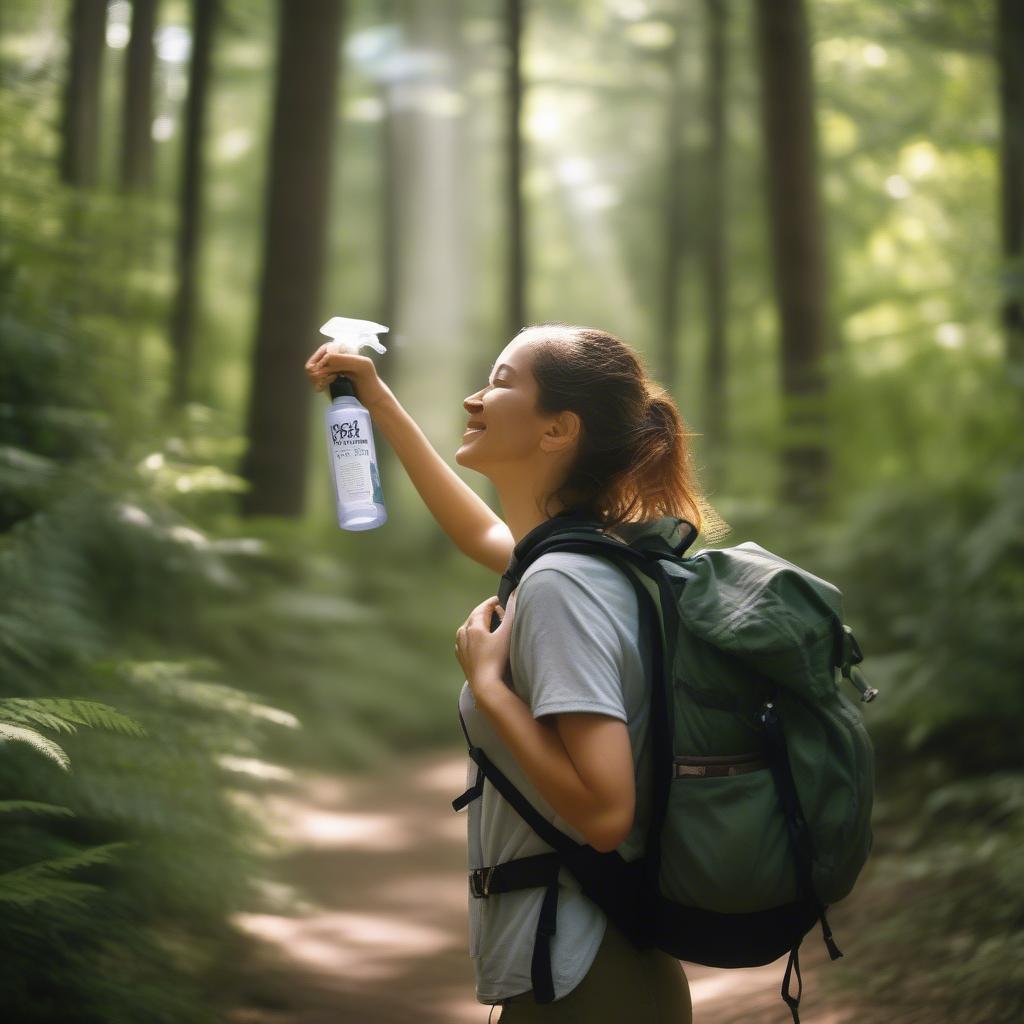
[{"x1": 1, "y1": 0, "x2": 1021, "y2": 1021}]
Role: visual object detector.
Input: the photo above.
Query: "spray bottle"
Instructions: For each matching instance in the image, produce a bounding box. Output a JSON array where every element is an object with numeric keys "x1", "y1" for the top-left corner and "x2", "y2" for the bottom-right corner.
[{"x1": 319, "y1": 316, "x2": 389, "y2": 531}]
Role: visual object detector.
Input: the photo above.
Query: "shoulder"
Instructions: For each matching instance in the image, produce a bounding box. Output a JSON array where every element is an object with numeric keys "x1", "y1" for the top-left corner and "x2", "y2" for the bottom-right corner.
[
  {"x1": 517, "y1": 551, "x2": 638, "y2": 611},
  {"x1": 521, "y1": 549, "x2": 633, "y2": 583}
]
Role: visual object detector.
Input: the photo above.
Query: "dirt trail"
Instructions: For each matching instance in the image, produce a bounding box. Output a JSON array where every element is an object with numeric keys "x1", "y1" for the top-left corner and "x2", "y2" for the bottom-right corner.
[{"x1": 221, "y1": 747, "x2": 854, "y2": 1024}]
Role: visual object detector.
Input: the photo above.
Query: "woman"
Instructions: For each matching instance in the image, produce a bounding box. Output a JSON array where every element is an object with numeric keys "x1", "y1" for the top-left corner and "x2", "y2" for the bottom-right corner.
[{"x1": 306, "y1": 323, "x2": 709, "y2": 1023}]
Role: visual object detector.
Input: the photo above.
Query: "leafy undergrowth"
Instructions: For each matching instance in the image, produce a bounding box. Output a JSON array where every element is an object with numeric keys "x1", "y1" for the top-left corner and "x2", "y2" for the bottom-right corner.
[{"x1": 822, "y1": 769, "x2": 1024, "y2": 1024}]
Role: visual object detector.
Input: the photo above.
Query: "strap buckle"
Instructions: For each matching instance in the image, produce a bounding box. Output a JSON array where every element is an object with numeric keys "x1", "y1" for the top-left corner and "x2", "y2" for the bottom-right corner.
[
  {"x1": 469, "y1": 866, "x2": 493, "y2": 898},
  {"x1": 839, "y1": 624, "x2": 863, "y2": 677},
  {"x1": 838, "y1": 626, "x2": 878, "y2": 702}
]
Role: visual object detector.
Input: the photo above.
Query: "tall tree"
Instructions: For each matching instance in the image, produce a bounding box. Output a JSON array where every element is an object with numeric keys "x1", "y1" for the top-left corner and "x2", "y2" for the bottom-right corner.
[
  {"x1": 753, "y1": 0, "x2": 832, "y2": 511},
  {"x1": 241, "y1": 0, "x2": 345, "y2": 516},
  {"x1": 657, "y1": 4, "x2": 688, "y2": 407},
  {"x1": 120, "y1": 0, "x2": 158, "y2": 192},
  {"x1": 505, "y1": 0, "x2": 526, "y2": 345},
  {"x1": 997, "y1": 0, "x2": 1024, "y2": 373},
  {"x1": 60, "y1": 0, "x2": 107, "y2": 187},
  {"x1": 701, "y1": 0, "x2": 729, "y2": 473},
  {"x1": 169, "y1": 0, "x2": 217, "y2": 408}
]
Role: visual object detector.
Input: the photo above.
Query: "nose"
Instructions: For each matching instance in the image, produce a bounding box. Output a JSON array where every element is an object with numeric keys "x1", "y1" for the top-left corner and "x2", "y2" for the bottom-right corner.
[{"x1": 463, "y1": 389, "x2": 484, "y2": 414}]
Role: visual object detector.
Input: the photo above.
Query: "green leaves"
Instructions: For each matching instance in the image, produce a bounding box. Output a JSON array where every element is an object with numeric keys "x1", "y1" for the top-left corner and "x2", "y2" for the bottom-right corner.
[
  {"x1": 0, "y1": 722, "x2": 72, "y2": 771},
  {"x1": 0, "y1": 800, "x2": 76, "y2": 817},
  {"x1": 0, "y1": 696, "x2": 146, "y2": 774},
  {"x1": 0, "y1": 697, "x2": 148, "y2": 739},
  {"x1": 0, "y1": 842, "x2": 134, "y2": 909}
]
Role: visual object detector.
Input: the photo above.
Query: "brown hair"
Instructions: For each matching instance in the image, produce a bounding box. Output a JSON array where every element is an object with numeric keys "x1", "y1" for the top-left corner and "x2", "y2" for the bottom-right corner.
[{"x1": 521, "y1": 323, "x2": 726, "y2": 539}]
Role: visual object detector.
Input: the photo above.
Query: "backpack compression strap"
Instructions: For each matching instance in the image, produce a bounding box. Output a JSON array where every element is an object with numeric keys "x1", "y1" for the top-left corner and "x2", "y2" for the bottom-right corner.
[
  {"x1": 759, "y1": 696, "x2": 842, "y2": 1024},
  {"x1": 760, "y1": 698, "x2": 844, "y2": 962}
]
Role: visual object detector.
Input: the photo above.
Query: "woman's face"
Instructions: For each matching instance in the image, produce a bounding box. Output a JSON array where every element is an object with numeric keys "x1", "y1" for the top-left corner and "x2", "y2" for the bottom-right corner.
[{"x1": 456, "y1": 336, "x2": 553, "y2": 471}]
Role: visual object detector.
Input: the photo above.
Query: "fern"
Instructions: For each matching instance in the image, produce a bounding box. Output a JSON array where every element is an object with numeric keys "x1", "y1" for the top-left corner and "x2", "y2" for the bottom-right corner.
[
  {"x1": 0, "y1": 841, "x2": 132, "y2": 909},
  {"x1": 0, "y1": 722, "x2": 71, "y2": 770},
  {"x1": 0, "y1": 444, "x2": 58, "y2": 500},
  {"x1": 0, "y1": 697, "x2": 148, "y2": 738},
  {"x1": 0, "y1": 874, "x2": 103, "y2": 910},
  {"x1": 112, "y1": 660, "x2": 298, "y2": 728},
  {"x1": 0, "y1": 800, "x2": 75, "y2": 817},
  {"x1": 0, "y1": 698, "x2": 147, "y2": 771}
]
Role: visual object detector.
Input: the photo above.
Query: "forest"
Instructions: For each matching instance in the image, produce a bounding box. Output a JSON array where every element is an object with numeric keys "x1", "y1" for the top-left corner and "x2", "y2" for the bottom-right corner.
[{"x1": 0, "y1": 1, "x2": 1021, "y2": 1022}]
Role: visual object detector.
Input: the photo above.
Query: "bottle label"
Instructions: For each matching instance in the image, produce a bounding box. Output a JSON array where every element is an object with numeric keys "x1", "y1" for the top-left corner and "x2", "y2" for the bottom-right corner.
[{"x1": 331, "y1": 419, "x2": 373, "y2": 504}]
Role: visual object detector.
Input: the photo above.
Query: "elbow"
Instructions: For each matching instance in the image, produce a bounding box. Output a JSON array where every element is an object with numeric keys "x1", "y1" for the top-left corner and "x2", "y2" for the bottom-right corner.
[
  {"x1": 587, "y1": 807, "x2": 634, "y2": 855},
  {"x1": 477, "y1": 521, "x2": 515, "y2": 574}
]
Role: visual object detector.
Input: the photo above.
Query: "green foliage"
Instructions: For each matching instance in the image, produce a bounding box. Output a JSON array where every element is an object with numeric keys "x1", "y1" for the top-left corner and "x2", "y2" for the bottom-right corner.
[
  {"x1": 824, "y1": 452, "x2": 1024, "y2": 773},
  {"x1": 0, "y1": 412, "x2": 299, "y2": 1021},
  {"x1": 0, "y1": 840, "x2": 133, "y2": 909},
  {"x1": 0, "y1": 694, "x2": 149, "y2": 918},
  {"x1": 186, "y1": 516, "x2": 491, "y2": 773},
  {"x1": 827, "y1": 774, "x2": 1024, "y2": 1024},
  {"x1": 805, "y1": 406, "x2": 1024, "y2": 1023},
  {"x1": 0, "y1": 26, "x2": 296, "y2": 1024},
  {"x1": 1, "y1": 697, "x2": 149, "y2": 741},
  {"x1": 3, "y1": 1, "x2": 1020, "y2": 1021}
]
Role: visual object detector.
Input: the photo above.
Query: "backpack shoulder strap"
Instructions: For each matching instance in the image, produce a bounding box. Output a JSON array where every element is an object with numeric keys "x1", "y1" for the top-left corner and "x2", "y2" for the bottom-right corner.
[{"x1": 500, "y1": 532, "x2": 684, "y2": 890}]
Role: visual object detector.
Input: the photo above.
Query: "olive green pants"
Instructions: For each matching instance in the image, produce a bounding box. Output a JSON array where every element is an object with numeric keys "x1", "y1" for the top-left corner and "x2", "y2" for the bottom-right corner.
[{"x1": 496, "y1": 918, "x2": 692, "y2": 1023}]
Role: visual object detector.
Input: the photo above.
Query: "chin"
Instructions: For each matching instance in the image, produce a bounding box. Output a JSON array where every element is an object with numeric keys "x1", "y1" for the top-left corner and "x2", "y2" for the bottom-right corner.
[{"x1": 455, "y1": 448, "x2": 488, "y2": 476}]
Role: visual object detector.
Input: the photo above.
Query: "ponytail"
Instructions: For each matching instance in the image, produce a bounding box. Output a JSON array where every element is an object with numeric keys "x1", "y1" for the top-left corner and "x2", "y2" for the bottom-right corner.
[{"x1": 522, "y1": 324, "x2": 730, "y2": 541}]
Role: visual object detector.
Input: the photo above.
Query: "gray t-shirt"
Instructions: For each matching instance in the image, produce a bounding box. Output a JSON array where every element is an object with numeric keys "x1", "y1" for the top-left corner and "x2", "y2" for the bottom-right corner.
[{"x1": 458, "y1": 549, "x2": 654, "y2": 1004}]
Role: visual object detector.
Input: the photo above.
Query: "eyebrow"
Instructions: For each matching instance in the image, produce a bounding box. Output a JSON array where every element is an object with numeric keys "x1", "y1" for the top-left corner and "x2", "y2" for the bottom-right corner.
[{"x1": 490, "y1": 363, "x2": 516, "y2": 380}]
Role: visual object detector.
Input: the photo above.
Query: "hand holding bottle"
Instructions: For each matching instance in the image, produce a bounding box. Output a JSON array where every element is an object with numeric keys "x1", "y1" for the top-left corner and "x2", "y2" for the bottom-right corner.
[{"x1": 305, "y1": 346, "x2": 393, "y2": 409}]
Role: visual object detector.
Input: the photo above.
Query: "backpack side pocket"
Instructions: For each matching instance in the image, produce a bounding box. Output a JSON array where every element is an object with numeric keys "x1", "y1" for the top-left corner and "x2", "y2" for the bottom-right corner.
[{"x1": 659, "y1": 763, "x2": 799, "y2": 914}]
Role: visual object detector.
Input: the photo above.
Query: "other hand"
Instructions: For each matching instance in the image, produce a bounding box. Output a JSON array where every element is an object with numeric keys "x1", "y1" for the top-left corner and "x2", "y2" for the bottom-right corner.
[{"x1": 455, "y1": 592, "x2": 517, "y2": 701}]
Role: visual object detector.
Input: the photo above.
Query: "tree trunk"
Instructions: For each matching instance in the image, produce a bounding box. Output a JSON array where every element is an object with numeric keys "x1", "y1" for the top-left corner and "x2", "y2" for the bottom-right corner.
[
  {"x1": 997, "y1": 0, "x2": 1024, "y2": 373},
  {"x1": 658, "y1": 5, "x2": 687, "y2": 402},
  {"x1": 701, "y1": 0, "x2": 729, "y2": 475},
  {"x1": 120, "y1": 0, "x2": 157, "y2": 191},
  {"x1": 505, "y1": 0, "x2": 526, "y2": 345},
  {"x1": 241, "y1": 0, "x2": 345, "y2": 517},
  {"x1": 753, "y1": 0, "x2": 832, "y2": 511},
  {"x1": 169, "y1": 0, "x2": 217, "y2": 408},
  {"x1": 60, "y1": 0, "x2": 107, "y2": 187}
]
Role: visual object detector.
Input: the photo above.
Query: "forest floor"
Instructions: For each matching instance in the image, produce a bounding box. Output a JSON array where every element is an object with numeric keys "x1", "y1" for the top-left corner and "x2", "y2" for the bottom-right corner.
[{"x1": 218, "y1": 746, "x2": 858, "y2": 1024}]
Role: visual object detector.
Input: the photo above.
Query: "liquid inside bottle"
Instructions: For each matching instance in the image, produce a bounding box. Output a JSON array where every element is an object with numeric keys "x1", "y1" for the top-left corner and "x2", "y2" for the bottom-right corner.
[{"x1": 325, "y1": 379, "x2": 387, "y2": 531}]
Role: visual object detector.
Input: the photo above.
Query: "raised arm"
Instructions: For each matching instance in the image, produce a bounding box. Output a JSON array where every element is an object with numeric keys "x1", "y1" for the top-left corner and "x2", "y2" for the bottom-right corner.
[{"x1": 305, "y1": 346, "x2": 514, "y2": 573}]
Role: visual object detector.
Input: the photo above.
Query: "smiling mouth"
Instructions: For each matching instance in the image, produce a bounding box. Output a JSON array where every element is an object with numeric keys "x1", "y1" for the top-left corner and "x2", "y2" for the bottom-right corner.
[{"x1": 463, "y1": 427, "x2": 486, "y2": 435}]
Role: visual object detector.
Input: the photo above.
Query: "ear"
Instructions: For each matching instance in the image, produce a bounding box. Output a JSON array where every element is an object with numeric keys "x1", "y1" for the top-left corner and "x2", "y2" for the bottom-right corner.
[{"x1": 541, "y1": 410, "x2": 581, "y2": 454}]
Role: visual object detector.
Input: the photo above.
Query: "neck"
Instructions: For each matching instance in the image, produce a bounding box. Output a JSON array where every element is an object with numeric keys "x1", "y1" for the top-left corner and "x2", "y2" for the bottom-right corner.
[
  {"x1": 495, "y1": 489, "x2": 564, "y2": 545},
  {"x1": 487, "y1": 460, "x2": 572, "y2": 544}
]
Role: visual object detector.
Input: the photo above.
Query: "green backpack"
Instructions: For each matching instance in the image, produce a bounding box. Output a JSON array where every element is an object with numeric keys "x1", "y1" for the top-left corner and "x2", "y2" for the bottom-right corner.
[{"x1": 453, "y1": 509, "x2": 876, "y2": 1022}]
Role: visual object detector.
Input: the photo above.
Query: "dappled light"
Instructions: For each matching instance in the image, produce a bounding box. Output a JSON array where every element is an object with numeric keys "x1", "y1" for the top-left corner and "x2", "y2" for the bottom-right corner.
[
  {"x1": 234, "y1": 909, "x2": 456, "y2": 978},
  {"x1": 1, "y1": 0, "x2": 1020, "y2": 1022}
]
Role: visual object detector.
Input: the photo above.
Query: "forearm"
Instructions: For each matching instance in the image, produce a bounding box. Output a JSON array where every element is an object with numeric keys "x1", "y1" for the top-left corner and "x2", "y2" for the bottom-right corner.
[
  {"x1": 369, "y1": 391, "x2": 504, "y2": 562},
  {"x1": 475, "y1": 677, "x2": 617, "y2": 851}
]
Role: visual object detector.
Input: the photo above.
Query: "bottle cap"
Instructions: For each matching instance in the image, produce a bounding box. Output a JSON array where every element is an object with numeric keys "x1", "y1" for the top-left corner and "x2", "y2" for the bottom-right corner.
[
  {"x1": 329, "y1": 374, "x2": 357, "y2": 400},
  {"x1": 320, "y1": 316, "x2": 390, "y2": 355}
]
